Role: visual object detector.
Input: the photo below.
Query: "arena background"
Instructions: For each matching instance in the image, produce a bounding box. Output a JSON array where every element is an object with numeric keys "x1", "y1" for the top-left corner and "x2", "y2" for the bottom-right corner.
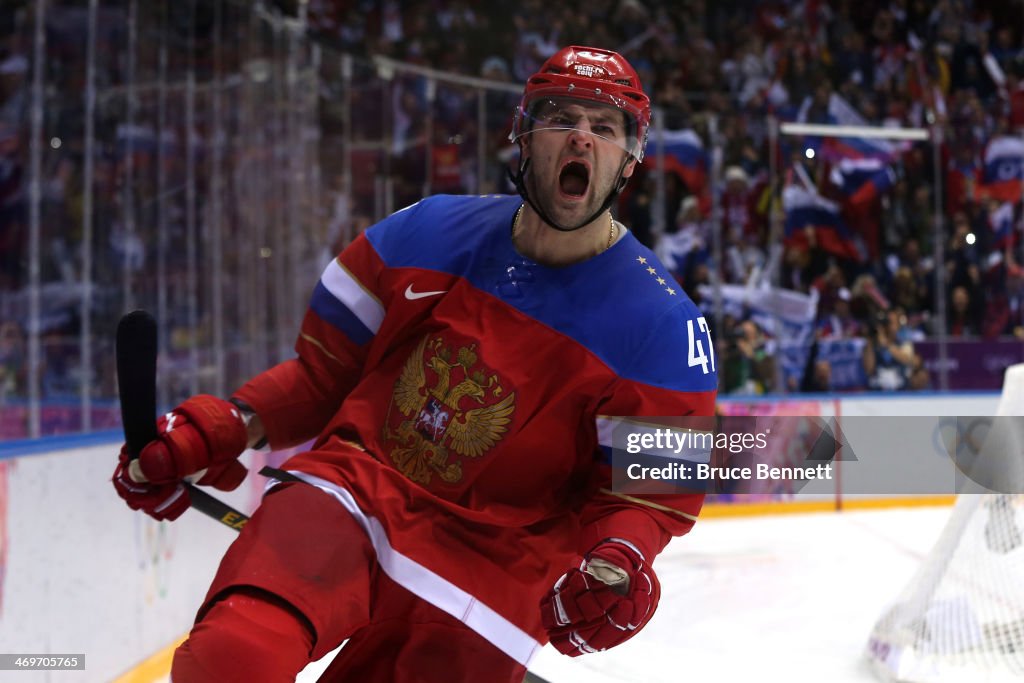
[{"x1": 2, "y1": 1, "x2": 1024, "y2": 681}]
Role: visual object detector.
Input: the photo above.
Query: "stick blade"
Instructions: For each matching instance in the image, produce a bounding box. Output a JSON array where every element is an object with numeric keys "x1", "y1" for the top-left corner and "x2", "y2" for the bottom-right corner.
[{"x1": 116, "y1": 310, "x2": 158, "y2": 456}]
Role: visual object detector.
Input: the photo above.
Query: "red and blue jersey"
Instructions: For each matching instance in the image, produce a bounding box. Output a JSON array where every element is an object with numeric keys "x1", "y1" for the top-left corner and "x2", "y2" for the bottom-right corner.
[{"x1": 235, "y1": 194, "x2": 717, "y2": 664}]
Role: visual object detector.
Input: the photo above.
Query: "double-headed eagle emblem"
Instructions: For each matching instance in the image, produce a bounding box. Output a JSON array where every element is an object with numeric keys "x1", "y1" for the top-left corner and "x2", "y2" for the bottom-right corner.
[{"x1": 383, "y1": 334, "x2": 516, "y2": 485}]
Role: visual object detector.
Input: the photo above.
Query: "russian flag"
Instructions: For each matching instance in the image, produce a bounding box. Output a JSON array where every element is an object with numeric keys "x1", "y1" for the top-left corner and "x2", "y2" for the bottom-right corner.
[
  {"x1": 989, "y1": 201, "x2": 1017, "y2": 249},
  {"x1": 795, "y1": 93, "x2": 901, "y2": 162},
  {"x1": 978, "y1": 136, "x2": 1024, "y2": 203},
  {"x1": 783, "y1": 184, "x2": 864, "y2": 261},
  {"x1": 819, "y1": 135, "x2": 896, "y2": 162},
  {"x1": 648, "y1": 129, "x2": 708, "y2": 193},
  {"x1": 829, "y1": 158, "x2": 896, "y2": 206}
]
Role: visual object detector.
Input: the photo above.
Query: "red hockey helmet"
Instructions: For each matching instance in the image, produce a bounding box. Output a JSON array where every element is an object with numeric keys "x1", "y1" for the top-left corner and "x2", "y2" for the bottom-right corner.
[{"x1": 510, "y1": 46, "x2": 651, "y2": 162}]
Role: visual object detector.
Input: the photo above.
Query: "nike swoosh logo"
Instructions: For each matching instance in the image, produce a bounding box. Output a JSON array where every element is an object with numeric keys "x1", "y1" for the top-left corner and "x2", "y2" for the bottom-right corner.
[{"x1": 404, "y1": 284, "x2": 447, "y2": 300}]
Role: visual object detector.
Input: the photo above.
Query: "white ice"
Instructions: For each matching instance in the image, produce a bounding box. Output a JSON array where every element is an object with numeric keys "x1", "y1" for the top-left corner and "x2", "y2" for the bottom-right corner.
[{"x1": 297, "y1": 504, "x2": 952, "y2": 683}]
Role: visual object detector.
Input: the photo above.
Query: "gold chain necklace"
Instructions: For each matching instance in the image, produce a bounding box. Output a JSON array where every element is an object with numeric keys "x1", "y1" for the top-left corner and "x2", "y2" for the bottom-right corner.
[{"x1": 511, "y1": 205, "x2": 617, "y2": 253}]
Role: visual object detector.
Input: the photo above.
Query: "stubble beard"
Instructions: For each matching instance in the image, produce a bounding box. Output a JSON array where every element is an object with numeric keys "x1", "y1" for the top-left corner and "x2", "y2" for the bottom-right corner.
[{"x1": 525, "y1": 157, "x2": 612, "y2": 231}]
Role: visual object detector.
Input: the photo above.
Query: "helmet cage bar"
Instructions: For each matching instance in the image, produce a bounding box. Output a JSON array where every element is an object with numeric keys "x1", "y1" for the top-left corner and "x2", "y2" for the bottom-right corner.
[{"x1": 510, "y1": 90, "x2": 648, "y2": 162}]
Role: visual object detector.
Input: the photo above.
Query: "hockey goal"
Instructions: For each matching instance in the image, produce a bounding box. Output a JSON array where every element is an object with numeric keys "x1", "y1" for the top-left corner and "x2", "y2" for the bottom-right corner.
[{"x1": 865, "y1": 366, "x2": 1024, "y2": 682}]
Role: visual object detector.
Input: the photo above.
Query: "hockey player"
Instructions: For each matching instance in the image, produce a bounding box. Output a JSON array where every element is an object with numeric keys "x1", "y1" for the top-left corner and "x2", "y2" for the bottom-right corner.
[{"x1": 112, "y1": 46, "x2": 717, "y2": 681}]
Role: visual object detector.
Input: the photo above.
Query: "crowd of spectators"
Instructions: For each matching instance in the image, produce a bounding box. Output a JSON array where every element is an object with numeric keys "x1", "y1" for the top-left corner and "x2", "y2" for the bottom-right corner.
[
  {"x1": 0, "y1": 0, "x2": 307, "y2": 431},
  {"x1": 308, "y1": 0, "x2": 1024, "y2": 395},
  {"x1": 4, "y1": 0, "x2": 1024, "y2": 418}
]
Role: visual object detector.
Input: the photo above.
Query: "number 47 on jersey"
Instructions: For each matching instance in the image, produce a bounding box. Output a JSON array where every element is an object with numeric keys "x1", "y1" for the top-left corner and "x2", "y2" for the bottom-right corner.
[{"x1": 687, "y1": 317, "x2": 715, "y2": 375}]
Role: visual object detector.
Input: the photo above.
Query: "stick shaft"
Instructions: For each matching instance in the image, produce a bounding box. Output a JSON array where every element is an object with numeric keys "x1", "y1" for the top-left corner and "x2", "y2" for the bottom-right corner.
[{"x1": 116, "y1": 310, "x2": 250, "y2": 530}]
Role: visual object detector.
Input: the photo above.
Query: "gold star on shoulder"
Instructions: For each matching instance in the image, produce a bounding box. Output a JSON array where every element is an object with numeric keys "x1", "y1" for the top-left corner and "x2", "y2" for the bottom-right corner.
[
  {"x1": 666, "y1": 287, "x2": 676, "y2": 295},
  {"x1": 656, "y1": 277, "x2": 666, "y2": 285},
  {"x1": 646, "y1": 266, "x2": 656, "y2": 275},
  {"x1": 636, "y1": 256, "x2": 647, "y2": 265}
]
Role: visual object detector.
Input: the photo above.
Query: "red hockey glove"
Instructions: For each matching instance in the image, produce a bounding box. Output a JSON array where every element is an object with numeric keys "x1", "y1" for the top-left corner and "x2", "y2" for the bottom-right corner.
[
  {"x1": 540, "y1": 539, "x2": 660, "y2": 656},
  {"x1": 111, "y1": 395, "x2": 249, "y2": 521},
  {"x1": 112, "y1": 448, "x2": 191, "y2": 521}
]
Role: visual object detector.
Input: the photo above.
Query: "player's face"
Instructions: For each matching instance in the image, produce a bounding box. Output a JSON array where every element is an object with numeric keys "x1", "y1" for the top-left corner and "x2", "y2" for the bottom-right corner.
[{"x1": 522, "y1": 98, "x2": 637, "y2": 227}]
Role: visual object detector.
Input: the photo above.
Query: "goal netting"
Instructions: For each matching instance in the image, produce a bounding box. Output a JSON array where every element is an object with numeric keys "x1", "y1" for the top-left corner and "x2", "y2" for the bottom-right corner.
[{"x1": 865, "y1": 366, "x2": 1024, "y2": 682}]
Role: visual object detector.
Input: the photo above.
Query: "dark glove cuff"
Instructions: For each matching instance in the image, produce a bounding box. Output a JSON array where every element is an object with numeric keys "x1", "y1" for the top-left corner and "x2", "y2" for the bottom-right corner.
[{"x1": 227, "y1": 396, "x2": 268, "y2": 449}]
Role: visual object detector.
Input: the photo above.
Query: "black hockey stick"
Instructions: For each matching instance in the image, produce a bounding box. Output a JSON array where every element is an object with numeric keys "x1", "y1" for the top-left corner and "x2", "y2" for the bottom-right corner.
[{"x1": 116, "y1": 310, "x2": 250, "y2": 530}]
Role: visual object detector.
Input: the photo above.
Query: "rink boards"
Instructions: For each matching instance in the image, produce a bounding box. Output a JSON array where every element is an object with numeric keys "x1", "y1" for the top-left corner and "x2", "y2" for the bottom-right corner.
[{"x1": 0, "y1": 391, "x2": 1000, "y2": 681}]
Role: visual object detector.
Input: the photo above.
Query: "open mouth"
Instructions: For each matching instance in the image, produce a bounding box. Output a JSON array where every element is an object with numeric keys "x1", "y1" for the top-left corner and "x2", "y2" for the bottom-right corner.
[{"x1": 559, "y1": 161, "x2": 590, "y2": 198}]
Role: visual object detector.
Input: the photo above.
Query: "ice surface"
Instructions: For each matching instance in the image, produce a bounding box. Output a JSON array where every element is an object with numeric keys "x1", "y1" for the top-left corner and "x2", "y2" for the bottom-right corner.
[{"x1": 298, "y1": 505, "x2": 952, "y2": 683}]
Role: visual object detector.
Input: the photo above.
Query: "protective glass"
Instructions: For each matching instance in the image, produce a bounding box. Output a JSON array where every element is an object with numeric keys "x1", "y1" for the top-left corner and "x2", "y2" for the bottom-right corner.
[{"x1": 511, "y1": 90, "x2": 645, "y2": 161}]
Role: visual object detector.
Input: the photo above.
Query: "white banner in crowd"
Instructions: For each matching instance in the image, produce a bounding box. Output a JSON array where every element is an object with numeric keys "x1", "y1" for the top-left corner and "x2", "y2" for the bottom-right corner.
[{"x1": 699, "y1": 283, "x2": 839, "y2": 391}]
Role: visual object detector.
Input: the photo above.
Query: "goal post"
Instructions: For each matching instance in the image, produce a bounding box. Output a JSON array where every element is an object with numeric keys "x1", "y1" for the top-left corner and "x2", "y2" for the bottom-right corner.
[{"x1": 865, "y1": 365, "x2": 1024, "y2": 681}]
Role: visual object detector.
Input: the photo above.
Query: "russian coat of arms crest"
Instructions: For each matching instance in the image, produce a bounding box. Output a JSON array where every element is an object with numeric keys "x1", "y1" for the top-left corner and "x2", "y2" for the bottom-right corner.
[{"x1": 382, "y1": 334, "x2": 516, "y2": 485}]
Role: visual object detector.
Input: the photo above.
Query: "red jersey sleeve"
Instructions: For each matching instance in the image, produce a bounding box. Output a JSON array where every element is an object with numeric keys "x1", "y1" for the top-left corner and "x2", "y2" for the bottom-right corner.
[
  {"x1": 233, "y1": 234, "x2": 387, "y2": 449},
  {"x1": 578, "y1": 306, "x2": 717, "y2": 564}
]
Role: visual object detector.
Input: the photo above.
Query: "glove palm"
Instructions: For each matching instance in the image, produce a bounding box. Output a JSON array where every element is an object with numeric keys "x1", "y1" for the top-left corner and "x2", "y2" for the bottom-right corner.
[{"x1": 540, "y1": 540, "x2": 660, "y2": 656}]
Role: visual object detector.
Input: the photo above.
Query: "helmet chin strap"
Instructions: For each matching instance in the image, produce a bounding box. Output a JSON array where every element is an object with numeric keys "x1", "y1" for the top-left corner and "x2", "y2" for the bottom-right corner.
[{"x1": 508, "y1": 151, "x2": 632, "y2": 233}]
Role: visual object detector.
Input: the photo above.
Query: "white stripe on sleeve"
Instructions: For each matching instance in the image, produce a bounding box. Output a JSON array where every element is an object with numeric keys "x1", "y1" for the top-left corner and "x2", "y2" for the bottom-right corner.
[{"x1": 319, "y1": 259, "x2": 385, "y2": 334}]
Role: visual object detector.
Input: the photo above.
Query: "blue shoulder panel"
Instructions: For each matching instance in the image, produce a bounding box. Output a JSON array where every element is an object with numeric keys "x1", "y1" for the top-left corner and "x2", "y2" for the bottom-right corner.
[{"x1": 364, "y1": 195, "x2": 717, "y2": 392}]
